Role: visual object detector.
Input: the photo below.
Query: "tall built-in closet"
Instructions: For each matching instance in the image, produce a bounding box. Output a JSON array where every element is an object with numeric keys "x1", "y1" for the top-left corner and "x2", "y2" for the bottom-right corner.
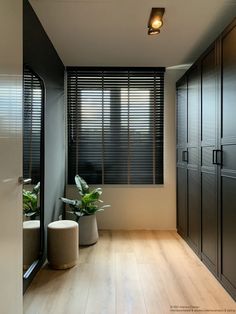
[{"x1": 176, "y1": 19, "x2": 236, "y2": 300}]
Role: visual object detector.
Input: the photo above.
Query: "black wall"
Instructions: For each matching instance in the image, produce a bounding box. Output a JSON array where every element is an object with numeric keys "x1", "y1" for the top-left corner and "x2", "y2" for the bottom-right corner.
[{"x1": 23, "y1": 0, "x2": 65, "y2": 245}]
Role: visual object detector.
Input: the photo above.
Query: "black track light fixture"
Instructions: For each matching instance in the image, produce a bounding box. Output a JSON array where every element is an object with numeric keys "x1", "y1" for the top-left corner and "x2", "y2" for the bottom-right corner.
[{"x1": 148, "y1": 8, "x2": 165, "y2": 36}]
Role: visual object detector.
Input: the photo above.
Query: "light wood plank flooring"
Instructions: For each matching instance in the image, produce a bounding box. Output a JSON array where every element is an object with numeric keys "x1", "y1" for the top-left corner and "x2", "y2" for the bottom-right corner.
[{"x1": 24, "y1": 231, "x2": 236, "y2": 314}]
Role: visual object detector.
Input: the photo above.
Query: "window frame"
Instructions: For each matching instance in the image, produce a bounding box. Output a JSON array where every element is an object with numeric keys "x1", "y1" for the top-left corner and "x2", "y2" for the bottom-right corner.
[
  {"x1": 66, "y1": 67, "x2": 165, "y2": 185},
  {"x1": 23, "y1": 65, "x2": 45, "y2": 184}
]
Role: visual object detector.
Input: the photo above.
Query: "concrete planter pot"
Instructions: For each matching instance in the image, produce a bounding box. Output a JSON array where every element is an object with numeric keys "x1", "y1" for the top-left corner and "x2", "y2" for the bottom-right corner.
[{"x1": 79, "y1": 214, "x2": 98, "y2": 245}]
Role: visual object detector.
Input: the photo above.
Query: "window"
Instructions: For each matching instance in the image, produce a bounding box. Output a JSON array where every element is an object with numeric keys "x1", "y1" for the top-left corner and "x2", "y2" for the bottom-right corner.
[
  {"x1": 23, "y1": 67, "x2": 43, "y2": 184},
  {"x1": 67, "y1": 68, "x2": 165, "y2": 184}
]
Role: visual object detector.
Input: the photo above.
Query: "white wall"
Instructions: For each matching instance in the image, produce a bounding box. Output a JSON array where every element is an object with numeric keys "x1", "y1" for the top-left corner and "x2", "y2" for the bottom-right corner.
[
  {"x1": 66, "y1": 69, "x2": 184, "y2": 230},
  {"x1": 0, "y1": 1, "x2": 23, "y2": 313}
]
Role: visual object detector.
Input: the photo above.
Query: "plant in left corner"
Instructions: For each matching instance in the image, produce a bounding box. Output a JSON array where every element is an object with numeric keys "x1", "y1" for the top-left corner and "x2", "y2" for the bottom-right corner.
[{"x1": 60, "y1": 174, "x2": 110, "y2": 222}]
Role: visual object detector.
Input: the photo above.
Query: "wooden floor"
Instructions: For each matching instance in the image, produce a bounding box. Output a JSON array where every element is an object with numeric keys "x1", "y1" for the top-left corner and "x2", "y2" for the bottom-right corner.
[{"x1": 24, "y1": 231, "x2": 236, "y2": 314}]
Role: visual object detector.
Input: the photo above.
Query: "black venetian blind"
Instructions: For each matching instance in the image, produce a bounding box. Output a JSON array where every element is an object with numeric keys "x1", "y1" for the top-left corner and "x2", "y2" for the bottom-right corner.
[
  {"x1": 23, "y1": 67, "x2": 43, "y2": 184},
  {"x1": 67, "y1": 67, "x2": 165, "y2": 185}
]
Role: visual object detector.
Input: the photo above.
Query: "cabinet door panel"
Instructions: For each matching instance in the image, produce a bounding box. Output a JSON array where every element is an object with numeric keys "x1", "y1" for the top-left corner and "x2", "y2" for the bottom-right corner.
[
  {"x1": 221, "y1": 24, "x2": 236, "y2": 299},
  {"x1": 176, "y1": 79, "x2": 187, "y2": 237},
  {"x1": 202, "y1": 173, "x2": 217, "y2": 272},
  {"x1": 188, "y1": 147, "x2": 198, "y2": 166},
  {"x1": 202, "y1": 147, "x2": 214, "y2": 167},
  {"x1": 221, "y1": 177, "x2": 236, "y2": 289},
  {"x1": 188, "y1": 68, "x2": 199, "y2": 145},
  {"x1": 201, "y1": 46, "x2": 218, "y2": 273},
  {"x1": 222, "y1": 26, "x2": 236, "y2": 139},
  {"x1": 202, "y1": 48, "x2": 217, "y2": 143},
  {"x1": 177, "y1": 80, "x2": 187, "y2": 146},
  {"x1": 187, "y1": 67, "x2": 200, "y2": 252},
  {"x1": 177, "y1": 167, "x2": 187, "y2": 237},
  {"x1": 188, "y1": 170, "x2": 200, "y2": 250},
  {"x1": 222, "y1": 145, "x2": 236, "y2": 171}
]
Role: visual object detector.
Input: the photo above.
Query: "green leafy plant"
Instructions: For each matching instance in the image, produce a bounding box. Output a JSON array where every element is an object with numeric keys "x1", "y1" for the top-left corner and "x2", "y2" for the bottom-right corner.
[
  {"x1": 23, "y1": 182, "x2": 40, "y2": 218},
  {"x1": 60, "y1": 175, "x2": 110, "y2": 221}
]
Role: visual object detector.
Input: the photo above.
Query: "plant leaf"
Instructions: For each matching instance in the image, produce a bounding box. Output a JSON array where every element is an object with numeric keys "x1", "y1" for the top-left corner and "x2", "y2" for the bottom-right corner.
[
  {"x1": 60, "y1": 197, "x2": 75, "y2": 205},
  {"x1": 75, "y1": 175, "x2": 89, "y2": 195},
  {"x1": 33, "y1": 182, "x2": 40, "y2": 195},
  {"x1": 100, "y1": 205, "x2": 111, "y2": 209},
  {"x1": 74, "y1": 211, "x2": 84, "y2": 217},
  {"x1": 93, "y1": 187, "x2": 102, "y2": 195},
  {"x1": 25, "y1": 212, "x2": 37, "y2": 217},
  {"x1": 60, "y1": 197, "x2": 81, "y2": 208},
  {"x1": 96, "y1": 208, "x2": 104, "y2": 212},
  {"x1": 74, "y1": 175, "x2": 83, "y2": 195}
]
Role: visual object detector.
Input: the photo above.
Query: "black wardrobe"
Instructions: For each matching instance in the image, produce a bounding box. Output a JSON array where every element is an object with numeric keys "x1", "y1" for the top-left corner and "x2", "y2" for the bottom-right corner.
[{"x1": 176, "y1": 19, "x2": 236, "y2": 300}]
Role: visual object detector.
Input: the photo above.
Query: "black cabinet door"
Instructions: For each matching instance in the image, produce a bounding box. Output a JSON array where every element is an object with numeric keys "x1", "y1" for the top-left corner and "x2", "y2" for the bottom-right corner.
[
  {"x1": 187, "y1": 67, "x2": 201, "y2": 253},
  {"x1": 201, "y1": 46, "x2": 218, "y2": 274},
  {"x1": 220, "y1": 23, "x2": 236, "y2": 299},
  {"x1": 176, "y1": 79, "x2": 188, "y2": 237}
]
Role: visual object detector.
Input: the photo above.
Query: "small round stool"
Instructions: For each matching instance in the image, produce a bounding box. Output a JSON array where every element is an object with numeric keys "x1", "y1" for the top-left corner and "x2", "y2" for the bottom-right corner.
[{"x1": 47, "y1": 220, "x2": 79, "y2": 269}]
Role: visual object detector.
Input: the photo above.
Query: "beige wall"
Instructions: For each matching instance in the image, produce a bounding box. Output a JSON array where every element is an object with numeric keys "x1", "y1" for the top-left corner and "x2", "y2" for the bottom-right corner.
[
  {"x1": 0, "y1": 0, "x2": 23, "y2": 313},
  {"x1": 66, "y1": 69, "x2": 184, "y2": 230}
]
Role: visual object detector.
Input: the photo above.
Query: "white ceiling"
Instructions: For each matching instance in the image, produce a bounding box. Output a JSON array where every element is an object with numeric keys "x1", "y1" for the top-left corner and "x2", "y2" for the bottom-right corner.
[{"x1": 30, "y1": 0, "x2": 236, "y2": 67}]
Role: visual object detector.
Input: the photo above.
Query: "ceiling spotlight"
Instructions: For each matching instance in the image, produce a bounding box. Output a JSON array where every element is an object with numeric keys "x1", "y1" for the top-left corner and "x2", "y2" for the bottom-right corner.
[{"x1": 148, "y1": 8, "x2": 165, "y2": 35}]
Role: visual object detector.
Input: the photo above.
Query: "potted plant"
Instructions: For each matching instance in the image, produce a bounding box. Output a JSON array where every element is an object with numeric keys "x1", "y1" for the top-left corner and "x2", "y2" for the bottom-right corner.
[
  {"x1": 22, "y1": 182, "x2": 41, "y2": 269},
  {"x1": 60, "y1": 175, "x2": 110, "y2": 245},
  {"x1": 23, "y1": 182, "x2": 40, "y2": 219}
]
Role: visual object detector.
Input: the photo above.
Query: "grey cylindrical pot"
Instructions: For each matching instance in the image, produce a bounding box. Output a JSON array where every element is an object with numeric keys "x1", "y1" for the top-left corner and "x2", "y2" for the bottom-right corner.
[{"x1": 79, "y1": 214, "x2": 98, "y2": 245}]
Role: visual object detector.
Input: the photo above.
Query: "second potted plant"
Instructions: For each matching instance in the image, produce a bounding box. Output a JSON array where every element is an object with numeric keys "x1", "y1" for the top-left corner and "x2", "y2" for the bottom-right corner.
[
  {"x1": 60, "y1": 175, "x2": 110, "y2": 245},
  {"x1": 22, "y1": 182, "x2": 41, "y2": 269},
  {"x1": 23, "y1": 182, "x2": 40, "y2": 219}
]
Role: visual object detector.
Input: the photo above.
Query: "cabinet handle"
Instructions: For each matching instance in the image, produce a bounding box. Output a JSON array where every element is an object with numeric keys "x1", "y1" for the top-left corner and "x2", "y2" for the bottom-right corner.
[
  {"x1": 212, "y1": 150, "x2": 222, "y2": 166},
  {"x1": 182, "y1": 150, "x2": 188, "y2": 162},
  {"x1": 216, "y1": 149, "x2": 222, "y2": 166},
  {"x1": 212, "y1": 150, "x2": 217, "y2": 164}
]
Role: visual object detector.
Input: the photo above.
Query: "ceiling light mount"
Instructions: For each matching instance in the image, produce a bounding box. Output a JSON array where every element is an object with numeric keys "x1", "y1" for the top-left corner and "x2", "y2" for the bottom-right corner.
[
  {"x1": 148, "y1": 8, "x2": 165, "y2": 36},
  {"x1": 148, "y1": 28, "x2": 160, "y2": 36}
]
